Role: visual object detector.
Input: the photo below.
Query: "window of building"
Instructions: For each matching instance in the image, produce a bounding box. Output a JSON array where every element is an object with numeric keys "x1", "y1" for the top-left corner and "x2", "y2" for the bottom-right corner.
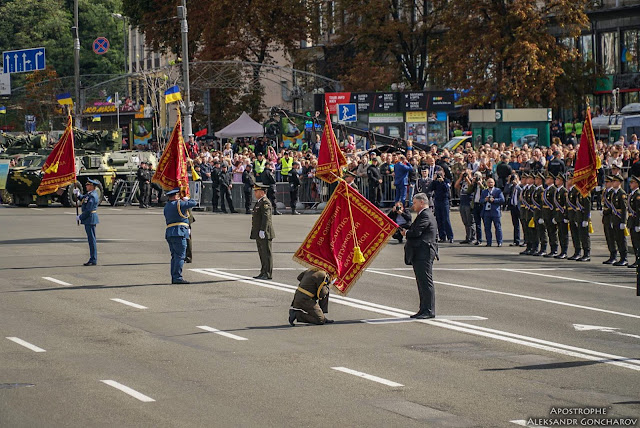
[
  {"x1": 600, "y1": 31, "x2": 619, "y2": 75},
  {"x1": 622, "y1": 30, "x2": 639, "y2": 73},
  {"x1": 580, "y1": 34, "x2": 593, "y2": 63},
  {"x1": 624, "y1": 91, "x2": 639, "y2": 105}
]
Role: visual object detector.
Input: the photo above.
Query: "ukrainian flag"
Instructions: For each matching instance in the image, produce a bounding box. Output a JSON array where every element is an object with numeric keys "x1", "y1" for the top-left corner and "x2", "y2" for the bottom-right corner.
[
  {"x1": 56, "y1": 93, "x2": 73, "y2": 106},
  {"x1": 92, "y1": 115, "x2": 101, "y2": 122},
  {"x1": 0, "y1": 106, "x2": 6, "y2": 114},
  {"x1": 106, "y1": 95, "x2": 112, "y2": 103},
  {"x1": 164, "y1": 85, "x2": 182, "y2": 104}
]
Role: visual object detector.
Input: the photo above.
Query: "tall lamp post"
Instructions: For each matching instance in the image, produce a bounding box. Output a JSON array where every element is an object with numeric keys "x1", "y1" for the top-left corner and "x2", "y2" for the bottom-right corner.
[
  {"x1": 72, "y1": 0, "x2": 81, "y2": 128},
  {"x1": 111, "y1": 13, "x2": 128, "y2": 75},
  {"x1": 177, "y1": 0, "x2": 193, "y2": 138}
]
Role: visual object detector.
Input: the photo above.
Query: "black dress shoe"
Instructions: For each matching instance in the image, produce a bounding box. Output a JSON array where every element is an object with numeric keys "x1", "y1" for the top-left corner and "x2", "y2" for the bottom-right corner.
[
  {"x1": 230, "y1": 210, "x2": 238, "y2": 213},
  {"x1": 613, "y1": 259, "x2": 628, "y2": 266},
  {"x1": 509, "y1": 242, "x2": 519, "y2": 246},
  {"x1": 543, "y1": 252, "x2": 558, "y2": 258},
  {"x1": 245, "y1": 210, "x2": 251, "y2": 214},
  {"x1": 323, "y1": 318, "x2": 334, "y2": 324},
  {"x1": 533, "y1": 251, "x2": 547, "y2": 257},
  {"x1": 273, "y1": 211, "x2": 282, "y2": 215},
  {"x1": 448, "y1": 239, "x2": 454, "y2": 243},
  {"x1": 292, "y1": 211, "x2": 301, "y2": 215},
  {"x1": 459, "y1": 240, "x2": 470, "y2": 244},
  {"x1": 497, "y1": 243, "x2": 502, "y2": 247},
  {"x1": 577, "y1": 255, "x2": 591, "y2": 262},
  {"x1": 567, "y1": 253, "x2": 581, "y2": 261},
  {"x1": 554, "y1": 253, "x2": 567, "y2": 259},
  {"x1": 519, "y1": 243, "x2": 527, "y2": 247},
  {"x1": 288, "y1": 309, "x2": 296, "y2": 326},
  {"x1": 253, "y1": 275, "x2": 267, "y2": 279},
  {"x1": 221, "y1": 210, "x2": 228, "y2": 213},
  {"x1": 409, "y1": 312, "x2": 423, "y2": 318},
  {"x1": 519, "y1": 250, "x2": 531, "y2": 255},
  {"x1": 602, "y1": 257, "x2": 616, "y2": 265},
  {"x1": 415, "y1": 313, "x2": 435, "y2": 319},
  {"x1": 485, "y1": 243, "x2": 492, "y2": 247},
  {"x1": 184, "y1": 258, "x2": 192, "y2": 263},
  {"x1": 83, "y1": 261, "x2": 96, "y2": 266},
  {"x1": 628, "y1": 261, "x2": 638, "y2": 268},
  {"x1": 172, "y1": 279, "x2": 190, "y2": 284},
  {"x1": 474, "y1": 240, "x2": 481, "y2": 245}
]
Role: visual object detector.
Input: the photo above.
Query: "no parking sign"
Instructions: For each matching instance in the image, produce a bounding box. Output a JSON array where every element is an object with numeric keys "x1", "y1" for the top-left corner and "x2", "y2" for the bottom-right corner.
[{"x1": 93, "y1": 37, "x2": 110, "y2": 55}]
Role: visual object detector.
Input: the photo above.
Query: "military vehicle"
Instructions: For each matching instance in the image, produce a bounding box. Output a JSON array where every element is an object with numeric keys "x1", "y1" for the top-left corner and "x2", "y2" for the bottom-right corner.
[
  {"x1": 1, "y1": 133, "x2": 51, "y2": 206},
  {"x1": 5, "y1": 128, "x2": 157, "y2": 207}
]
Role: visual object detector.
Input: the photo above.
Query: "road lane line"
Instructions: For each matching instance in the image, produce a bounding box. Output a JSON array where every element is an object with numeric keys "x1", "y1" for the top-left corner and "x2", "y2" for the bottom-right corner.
[
  {"x1": 42, "y1": 277, "x2": 72, "y2": 286},
  {"x1": 6, "y1": 337, "x2": 46, "y2": 353},
  {"x1": 110, "y1": 298, "x2": 147, "y2": 309},
  {"x1": 381, "y1": 268, "x2": 575, "y2": 271},
  {"x1": 64, "y1": 211, "x2": 76, "y2": 215},
  {"x1": 331, "y1": 367, "x2": 403, "y2": 387},
  {"x1": 100, "y1": 380, "x2": 155, "y2": 402},
  {"x1": 197, "y1": 325, "x2": 248, "y2": 341},
  {"x1": 368, "y1": 270, "x2": 640, "y2": 320},
  {"x1": 504, "y1": 268, "x2": 634, "y2": 290},
  {"x1": 29, "y1": 208, "x2": 43, "y2": 211},
  {"x1": 109, "y1": 208, "x2": 122, "y2": 211},
  {"x1": 192, "y1": 268, "x2": 640, "y2": 372}
]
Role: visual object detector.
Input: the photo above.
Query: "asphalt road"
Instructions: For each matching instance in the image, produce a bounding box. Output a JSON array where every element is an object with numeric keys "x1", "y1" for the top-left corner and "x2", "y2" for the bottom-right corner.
[{"x1": 1, "y1": 204, "x2": 639, "y2": 428}]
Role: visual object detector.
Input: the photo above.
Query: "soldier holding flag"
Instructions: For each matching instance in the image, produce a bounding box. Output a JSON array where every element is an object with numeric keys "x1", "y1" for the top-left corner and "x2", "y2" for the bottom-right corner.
[{"x1": 74, "y1": 179, "x2": 100, "y2": 266}]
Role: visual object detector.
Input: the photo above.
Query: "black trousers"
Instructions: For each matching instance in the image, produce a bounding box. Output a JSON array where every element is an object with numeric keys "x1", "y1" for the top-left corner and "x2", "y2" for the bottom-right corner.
[
  {"x1": 220, "y1": 186, "x2": 234, "y2": 212},
  {"x1": 290, "y1": 186, "x2": 299, "y2": 211},
  {"x1": 509, "y1": 206, "x2": 521, "y2": 243},
  {"x1": 139, "y1": 181, "x2": 150, "y2": 207},
  {"x1": 244, "y1": 189, "x2": 252, "y2": 212},
  {"x1": 267, "y1": 187, "x2": 277, "y2": 211},
  {"x1": 211, "y1": 186, "x2": 220, "y2": 211},
  {"x1": 412, "y1": 251, "x2": 436, "y2": 316},
  {"x1": 368, "y1": 184, "x2": 381, "y2": 207}
]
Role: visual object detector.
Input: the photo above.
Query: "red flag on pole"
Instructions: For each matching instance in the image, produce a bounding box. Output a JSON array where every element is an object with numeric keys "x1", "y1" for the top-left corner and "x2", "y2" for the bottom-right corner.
[
  {"x1": 152, "y1": 114, "x2": 190, "y2": 196},
  {"x1": 293, "y1": 181, "x2": 398, "y2": 295},
  {"x1": 194, "y1": 128, "x2": 207, "y2": 137},
  {"x1": 573, "y1": 106, "x2": 601, "y2": 197},
  {"x1": 36, "y1": 114, "x2": 76, "y2": 196},
  {"x1": 316, "y1": 104, "x2": 347, "y2": 184}
]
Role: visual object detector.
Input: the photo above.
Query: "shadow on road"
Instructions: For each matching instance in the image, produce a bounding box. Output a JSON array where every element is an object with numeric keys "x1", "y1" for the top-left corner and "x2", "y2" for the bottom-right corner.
[
  {"x1": 482, "y1": 359, "x2": 638, "y2": 371},
  {"x1": 0, "y1": 262, "x2": 167, "y2": 271},
  {"x1": 3, "y1": 280, "x2": 227, "y2": 293}
]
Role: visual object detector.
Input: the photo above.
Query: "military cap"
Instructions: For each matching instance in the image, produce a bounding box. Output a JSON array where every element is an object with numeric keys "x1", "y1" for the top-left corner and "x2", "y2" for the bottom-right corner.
[
  {"x1": 166, "y1": 188, "x2": 180, "y2": 196},
  {"x1": 604, "y1": 175, "x2": 613, "y2": 182},
  {"x1": 611, "y1": 160, "x2": 622, "y2": 169},
  {"x1": 521, "y1": 172, "x2": 530, "y2": 178},
  {"x1": 535, "y1": 172, "x2": 545, "y2": 179},
  {"x1": 555, "y1": 173, "x2": 566, "y2": 182},
  {"x1": 253, "y1": 183, "x2": 269, "y2": 191},
  {"x1": 630, "y1": 175, "x2": 640, "y2": 185},
  {"x1": 87, "y1": 178, "x2": 100, "y2": 186},
  {"x1": 546, "y1": 172, "x2": 555, "y2": 180},
  {"x1": 343, "y1": 169, "x2": 357, "y2": 178},
  {"x1": 611, "y1": 174, "x2": 624, "y2": 182}
]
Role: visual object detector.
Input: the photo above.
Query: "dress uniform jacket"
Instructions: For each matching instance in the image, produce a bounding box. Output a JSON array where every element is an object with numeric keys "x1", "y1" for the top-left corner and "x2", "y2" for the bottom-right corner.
[
  {"x1": 610, "y1": 188, "x2": 628, "y2": 260},
  {"x1": 79, "y1": 190, "x2": 100, "y2": 225},
  {"x1": 250, "y1": 197, "x2": 275, "y2": 240},
  {"x1": 164, "y1": 198, "x2": 198, "y2": 282},
  {"x1": 290, "y1": 269, "x2": 330, "y2": 325},
  {"x1": 627, "y1": 188, "x2": 640, "y2": 260}
]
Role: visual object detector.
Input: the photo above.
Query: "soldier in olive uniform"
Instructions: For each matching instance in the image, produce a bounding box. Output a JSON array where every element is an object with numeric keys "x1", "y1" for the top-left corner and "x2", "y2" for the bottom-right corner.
[
  {"x1": 542, "y1": 173, "x2": 558, "y2": 257},
  {"x1": 288, "y1": 269, "x2": 334, "y2": 326},
  {"x1": 519, "y1": 173, "x2": 533, "y2": 255},
  {"x1": 532, "y1": 172, "x2": 548, "y2": 256},
  {"x1": 566, "y1": 173, "x2": 583, "y2": 260},
  {"x1": 602, "y1": 176, "x2": 617, "y2": 264},
  {"x1": 521, "y1": 173, "x2": 538, "y2": 255},
  {"x1": 610, "y1": 174, "x2": 628, "y2": 266},
  {"x1": 251, "y1": 184, "x2": 275, "y2": 280},
  {"x1": 553, "y1": 173, "x2": 569, "y2": 259},
  {"x1": 574, "y1": 175, "x2": 592, "y2": 262},
  {"x1": 626, "y1": 175, "x2": 640, "y2": 268}
]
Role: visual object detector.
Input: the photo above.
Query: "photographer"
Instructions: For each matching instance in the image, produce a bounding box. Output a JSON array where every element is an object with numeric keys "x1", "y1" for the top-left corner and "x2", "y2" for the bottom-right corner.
[
  {"x1": 469, "y1": 171, "x2": 487, "y2": 244},
  {"x1": 455, "y1": 168, "x2": 476, "y2": 244},
  {"x1": 388, "y1": 202, "x2": 412, "y2": 243},
  {"x1": 430, "y1": 170, "x2": 453, "y2": 243},
  {"x1": 504, "y1": 172, "x2": 523, "y2": 246}
]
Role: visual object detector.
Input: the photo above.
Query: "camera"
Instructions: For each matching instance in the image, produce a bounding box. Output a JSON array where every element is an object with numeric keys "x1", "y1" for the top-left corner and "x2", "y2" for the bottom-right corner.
[{"x1": 395, "y1": 206, "x2": 402, "y2": 212}]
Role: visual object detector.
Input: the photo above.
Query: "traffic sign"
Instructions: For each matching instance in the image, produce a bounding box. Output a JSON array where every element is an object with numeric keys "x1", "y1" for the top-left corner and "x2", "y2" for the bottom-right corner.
[
  {"x1": 93, "y1": 37, "x2": 110, "y2": 55},
  {"x1": 2, "y1": 47, "x2": 46, "y2": 74},
  {"x1": 337, "y1": 103, "x2": 357, "y2": 122}
]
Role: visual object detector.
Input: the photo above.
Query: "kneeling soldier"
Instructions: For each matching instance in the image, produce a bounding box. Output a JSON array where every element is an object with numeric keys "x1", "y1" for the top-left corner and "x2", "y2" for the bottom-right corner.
[{"x1": 288, "y1": 269, "x2": 334, "y2": 326}]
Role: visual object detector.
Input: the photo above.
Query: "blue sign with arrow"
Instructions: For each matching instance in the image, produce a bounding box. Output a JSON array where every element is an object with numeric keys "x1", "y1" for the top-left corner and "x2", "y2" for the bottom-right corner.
[
  {"x1": 2, "y1": 47, "x2": 46, "y2": 74},
  {"x1": 337, "y1": 103, "x2": 357, "y2": 122}
]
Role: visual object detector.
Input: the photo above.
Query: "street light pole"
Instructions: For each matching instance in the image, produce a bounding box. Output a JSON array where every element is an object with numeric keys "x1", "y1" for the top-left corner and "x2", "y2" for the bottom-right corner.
[
  {"x1": 73, "y1": 0, "x2": 81, "y2": 129},
  {"x1": 111, "y1": 13, "x2": 127, "y2": 74},
  {"x1": 177, "y1": 0, "x2": 193, "y2": 138}
]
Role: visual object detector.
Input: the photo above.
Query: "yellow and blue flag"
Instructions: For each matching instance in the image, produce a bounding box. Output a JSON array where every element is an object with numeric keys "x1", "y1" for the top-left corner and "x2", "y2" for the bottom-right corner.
[
  {"x1": 106, "y1": 95, "x2": 112, "y2": 103},
  {"x1": 56, "y1": 93, "x2": 73, "y2": 106},
  {"x1": 0, "y1": 106, "x2": 6, "y2": 114},
  {"x1": 92, "y1": 115, "x2": 101, "y2": 122},
  {"x1": 164, "y1": 85, "x2": 182, "y2": 104}
]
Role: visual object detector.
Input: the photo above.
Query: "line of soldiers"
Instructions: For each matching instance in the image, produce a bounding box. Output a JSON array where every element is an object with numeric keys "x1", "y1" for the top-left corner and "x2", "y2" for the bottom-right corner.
[{"x1": 517, "y1": 170, "x2": 640, "y2": 267}]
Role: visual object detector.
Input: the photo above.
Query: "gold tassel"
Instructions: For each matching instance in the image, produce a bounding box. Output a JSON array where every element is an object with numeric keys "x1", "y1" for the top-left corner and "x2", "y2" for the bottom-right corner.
[
  {"x1": 44, "y1": 162, "x2": 59, "y2": 174},
  {"x1": 588, "y1": 220, "x2": 594, "y2": 234},
  {"x1": 624, "y1": 227, "x2": 630, "y2": 237},
  {"x1": 191, "y1": 165, "x2": 201, "y2": 181},
  {"x1": 528, "y1": 217, "x2": 535, "y2": 228},
  {"x1": 352, "y1": 246, "x2": 365, "y2": 264}
]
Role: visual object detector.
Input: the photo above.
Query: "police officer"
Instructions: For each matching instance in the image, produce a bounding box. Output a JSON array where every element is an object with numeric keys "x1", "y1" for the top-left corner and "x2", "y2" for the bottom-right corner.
[
  {"x1": 602, "y1": 176, "x2": 617, "y2": 264},
  {"x1": 164, "y1": 188, "x2": 197, "y2": 284},
  {"x1": 242, "y1": 163, "x2": 255, "y2": 214},
  {"x1": 219, "y1": 163, "x2": 237, "y2": 213},
  {"x1": 542, "y1": 173, "x2": 558, "y2": 257},
  {"x1": 610, "y1": 174, "x2": 628, "y2": 266},
  {"x1": 136, "y1": 162, "x2": 151, "y2": 208},
  {"x1": 211, "y1": 160, "x2": 221, "y2": 212},
  {"x1": 288, "y1": 161, "x2": 301, "y2": 215},
  {"x1": 626, "y1": 175, "x2": 640, "y2": 268},
  {"x1": 367, "y1": 156, "x2": 383, "y2": 207},
  {"x1": 254, "y1": 152, "x2": 266, "y2": 183},
  {"x1": 553, "y1": 173, "x2": 569, "y2": 259},
  {"x1": 74, "y1": 179, "x2": 100, "y2": 266},
  {"x1": 288, "y1": 269, "x2": 334, "y2": 326},
  {"x1": 532, "y1": 172, "x2": 548, "y2": 256},
  {"x1": 261, "y1": 161, "x2": 281, "y2": 215},
  {"x1": 280, "y1": 151, "x2": 293, "y2": 179},
  {"x1": 251, "y1": 184, "x2": 275, "y2": 280}
]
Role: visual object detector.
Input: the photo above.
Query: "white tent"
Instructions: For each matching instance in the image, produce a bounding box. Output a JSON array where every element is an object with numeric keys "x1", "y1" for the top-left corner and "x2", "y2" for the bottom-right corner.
[{"x1": 214, "y1": 112, "x2": 264, "y2": 138}]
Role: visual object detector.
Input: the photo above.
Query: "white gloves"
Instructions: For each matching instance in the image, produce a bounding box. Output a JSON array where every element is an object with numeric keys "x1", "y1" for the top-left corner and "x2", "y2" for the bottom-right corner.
[
  {"x1": 563, "y1": 219, "x2": 569, "y2": 224},
  {"x1": 620, "y1": 223, "x2": 626, "y2": 230},
  {"x1": 582, "y1": 221, "x2": 588, "y2": 227},
  {"x1": 329, "y1": 278, "x2": 337, "y2": 287},
  {"x1": 551, "y1": 218, "x2": 557, "y2": 225},
  {"x1": 182, "y1": 196, "x2": 190, "y2": 201},
  {"x1": 538, "y1": 218, "x2": 544, "y2": 224},
  {"x1": 259, "y1": 230, "x2": 266, "y2": 239},
  {"x1": 73, "y1": 188, "x2": 80, "y2": 196},
  {"x1": 76, "y1": 215, "x2": 81, "y2": 221},
  {"x1": 635, "y1": 226, "x2": 640, "y2": 233}
]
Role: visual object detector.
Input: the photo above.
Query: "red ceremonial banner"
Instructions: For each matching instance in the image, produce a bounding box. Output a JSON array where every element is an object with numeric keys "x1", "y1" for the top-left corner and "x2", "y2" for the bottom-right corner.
[
  {"x1": 152, "y1": 116, "x2": 190, "y2": 196},
  {"x1": 573, "y1": 107, "x2": 600, "y2": 197},
  {"x1": 293, "y1": 181, "x2": 398, "y2": 295},
  {"x1": 36, "y1": 115, "x2": 76, "y2": 196},
  {"x1": 316, "y1": 104, "x2": 347, "y2": 184}
]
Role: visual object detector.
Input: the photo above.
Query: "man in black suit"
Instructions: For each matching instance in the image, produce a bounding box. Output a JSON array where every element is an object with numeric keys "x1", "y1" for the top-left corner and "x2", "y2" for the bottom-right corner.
[
  {"x1": 504, "y1": 172, "x2": 523, "y2": 246},
  {"x1": 402, "y1": 192, "x2": 438, "y2": 319}
]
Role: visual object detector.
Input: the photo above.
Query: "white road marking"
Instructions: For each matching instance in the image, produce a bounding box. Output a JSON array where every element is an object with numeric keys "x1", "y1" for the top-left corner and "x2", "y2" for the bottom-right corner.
[
  {"x1": 368, "y1": 270, "x2": 640, "y2": 320},
  {"x1": 331, "y1": 367, "x2": 403, "y2": 387},
  {"x1": 42, "y1": 276, "x2": 72, "y2": 286},
  {"x1": 196, "y1": 325, "x2": 248, "y2": 341},
  {"x1": 504, "y1": 268, "x2": 634, "y2": 290},
  {"x1": 574, "y1": 324, "x2": 640, "y2": 340},
  {"x1": 192, "y1": 268, "x2": 640, "y2": 372},
  {"x1": 110, "y1": 298, "x2": 147, "y2": 309},
  {"x1": 382, "y1": 267, "x2": 575, "y2": 272},
  {"x1": 6, "y1": 337, "x2": 46, "y2": 353},
  {"x1": 64, "y1": 211, "x2": 76, "y2": 215},
  {"x1": 29, "y1": 208, "x2": 43, "y2": 211},
  {"x1": 362, "y1": 315, "x2": 487, "y2": 324},
  {"x1": 109, "y1": 208, "x2": 122, "y2": 211},
  {"x1": 100, "y1": 380, "x2": 155, "y2": 402}
]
